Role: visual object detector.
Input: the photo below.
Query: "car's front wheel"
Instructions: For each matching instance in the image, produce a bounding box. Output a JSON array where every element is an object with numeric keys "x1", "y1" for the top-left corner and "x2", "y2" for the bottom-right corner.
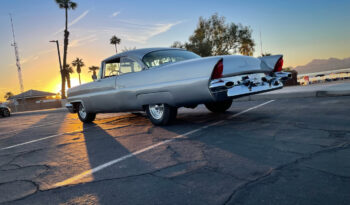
[
  {"x1": 77, "y1": 103, "x2": 96, "y2": 123},
  {"x1": 145, "y1": 104, "x2": 177, "y2": 125},
  {"x1": 205, "y1": 99, "x2": 233, "y2": 113},
  {"x1": 2, "y1": 109, "x2": 10, "y2": 117}
]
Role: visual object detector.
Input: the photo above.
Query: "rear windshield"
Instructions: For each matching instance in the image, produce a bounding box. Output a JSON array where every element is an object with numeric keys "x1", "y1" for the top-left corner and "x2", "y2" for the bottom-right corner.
[{"x1": 142, "y1": 50, "x2": 200, "y2": 68}]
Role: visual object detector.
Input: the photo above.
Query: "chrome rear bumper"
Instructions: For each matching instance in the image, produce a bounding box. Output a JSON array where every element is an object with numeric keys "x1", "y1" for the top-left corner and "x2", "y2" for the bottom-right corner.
[{"x1": 209, "y1": 72, "x2": 291, "y2": 100}]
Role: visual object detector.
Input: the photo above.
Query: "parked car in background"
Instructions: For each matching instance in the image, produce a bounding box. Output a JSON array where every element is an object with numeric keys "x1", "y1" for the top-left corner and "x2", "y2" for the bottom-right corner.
[
  {"x1": 0, "y1": 104, "x2": 11, "y2": 117},
  {"x1": 66, "y1": 48, "x2": 290, "y2": 125}
]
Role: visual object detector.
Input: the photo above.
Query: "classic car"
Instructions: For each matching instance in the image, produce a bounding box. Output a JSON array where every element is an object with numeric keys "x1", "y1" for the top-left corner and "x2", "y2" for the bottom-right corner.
[
  {"x1": 0, "y1": 104, "x2": 11, "y2": 117},
  {"x1": 66, "y1": 48, "x2": 290, "y2": 125}
]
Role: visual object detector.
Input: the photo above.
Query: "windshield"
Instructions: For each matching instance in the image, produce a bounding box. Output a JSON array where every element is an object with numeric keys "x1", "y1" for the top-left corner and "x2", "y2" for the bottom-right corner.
[{"x1": 142, "y1": 50, "x2": 200, "y2": 68}]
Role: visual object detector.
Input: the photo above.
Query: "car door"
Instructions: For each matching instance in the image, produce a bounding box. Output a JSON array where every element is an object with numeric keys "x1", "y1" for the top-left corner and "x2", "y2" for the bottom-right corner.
[
  {"x1": 114, "y1": 57, "x2": 146, "y2": 111},
  {"x1": 87, "y1": 61, "x2": 119, "y2": 112}
]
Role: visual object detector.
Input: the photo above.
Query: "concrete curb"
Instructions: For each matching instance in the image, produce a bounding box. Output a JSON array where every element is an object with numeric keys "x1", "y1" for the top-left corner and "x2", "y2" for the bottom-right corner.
[
  {"x1": 316, "y1": 90, "x2": 350, "y2": 97},
  {"x1": 236, "y1": 89, "x2": 350, "y2": 102},
  {"x1": 12, "y1": 107, "x2": 67, "y2": 117}
]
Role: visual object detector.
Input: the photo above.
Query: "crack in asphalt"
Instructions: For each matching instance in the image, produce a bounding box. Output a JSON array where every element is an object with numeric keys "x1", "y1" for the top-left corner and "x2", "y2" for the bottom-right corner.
[
  {"x1": 302, "y1": 165, "x2": 350, "y2": 179},
  {"x1": 0, "y1": 179, "x2": 40, "y2": 204},
  {"x1": 4, "y1": 160, "x2": 208, "y2": 203},
  {"x1": 223, "y1": 141, "x2": 350, "y2": 205},
  {"x1": 294, "y1": 122, "x2": 350, "y2": 134}
]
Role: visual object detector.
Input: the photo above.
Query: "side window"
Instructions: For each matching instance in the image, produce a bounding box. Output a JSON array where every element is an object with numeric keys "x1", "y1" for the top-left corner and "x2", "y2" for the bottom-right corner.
[
  {"x1": 104, "y1": 58, "x2": 121, "y2": 78},
  {"x1": 103, "y1": 57, "x2": 143, "y2": 78},
  {"x1": 105, "y1": 62, "x2": 120, "y2": 78},
  {"x1": 120, "y1": 57, "x2": 143, "y2": 74}
]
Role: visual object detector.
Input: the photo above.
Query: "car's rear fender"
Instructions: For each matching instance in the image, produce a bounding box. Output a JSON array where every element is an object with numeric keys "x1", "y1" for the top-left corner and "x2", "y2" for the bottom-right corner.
[
  {"x1": 219, "y1": 55, "x2": 282, "y2": 77},
  {"x1": 115, "y1": 57, "x2": 223, "y2": 108}
]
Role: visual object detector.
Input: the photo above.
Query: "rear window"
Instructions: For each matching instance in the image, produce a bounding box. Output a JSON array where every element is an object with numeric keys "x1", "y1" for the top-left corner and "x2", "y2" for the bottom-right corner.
[{"x1": 142, "y1": 50, "x2": 200, "y2": 68}]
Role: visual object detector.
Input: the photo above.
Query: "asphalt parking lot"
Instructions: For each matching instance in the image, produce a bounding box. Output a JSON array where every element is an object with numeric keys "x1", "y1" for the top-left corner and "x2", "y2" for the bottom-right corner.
[{"x1": 0, "y1": 96, "x2": 350, "y2": 205}]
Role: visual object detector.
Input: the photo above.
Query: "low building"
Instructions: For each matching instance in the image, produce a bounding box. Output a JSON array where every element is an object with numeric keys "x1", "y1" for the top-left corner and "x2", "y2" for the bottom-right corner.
[{"x1": 7, "y1": 89, "x2": 61, "y2": 112}]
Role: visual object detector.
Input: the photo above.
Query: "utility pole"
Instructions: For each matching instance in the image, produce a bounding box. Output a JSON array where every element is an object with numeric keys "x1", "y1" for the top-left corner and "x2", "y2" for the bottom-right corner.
[{"x1": 9, "y1": 14, "x2": 25, "y2": 111}]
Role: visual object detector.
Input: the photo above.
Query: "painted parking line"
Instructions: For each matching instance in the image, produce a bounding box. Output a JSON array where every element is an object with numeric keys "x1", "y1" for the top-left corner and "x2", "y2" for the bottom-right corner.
[
  {"x1": 0, "y1": 121, "x2": 63, "y2": 136},
  {"x1": 0, "y1": 115, "x2": 133, "y2": 150},
  {"x1": 0, "y1": 128, "x2": 89, "y2": 151},
  {"x1": 53, "y1": 100, "x2": 274, "y2": 187}
]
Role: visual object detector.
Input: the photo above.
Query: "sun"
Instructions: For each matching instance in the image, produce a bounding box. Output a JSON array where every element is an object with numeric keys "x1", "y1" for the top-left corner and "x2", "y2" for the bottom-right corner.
[
  {"x1": 70, "y1": 78, "x2": 81, "y2": 88},
  {"x1": 51, "y1": 77, "x2": 84, "y2": 94}
]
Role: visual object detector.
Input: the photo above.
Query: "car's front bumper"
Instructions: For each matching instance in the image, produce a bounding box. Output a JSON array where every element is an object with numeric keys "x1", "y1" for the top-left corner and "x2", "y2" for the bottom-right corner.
[
  {"x1": 209, "y1": 72, "x2": 291, "y2": 101},
  {"x1": 65, "y1": 103, "x2": 75, "y2": 113}
]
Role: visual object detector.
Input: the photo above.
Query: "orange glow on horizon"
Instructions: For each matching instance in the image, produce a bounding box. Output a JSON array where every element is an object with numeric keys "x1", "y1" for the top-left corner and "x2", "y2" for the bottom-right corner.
[{"x1": 50, "y1": 75, "x2": 93, "y2": 95}]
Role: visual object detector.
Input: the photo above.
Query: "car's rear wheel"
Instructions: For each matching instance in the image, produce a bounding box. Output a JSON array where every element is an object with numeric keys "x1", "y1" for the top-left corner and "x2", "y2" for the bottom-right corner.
[
  {"x1": 145, "y1": 104, "x2": 177, "y2": 125},
  {"x1": 2, "y1": 109, "x2": 10, "y2": 117},
  {"x1": 77, "y1": 103, "x2": 96, "y2": 123},
  {"x1": 205, "y1": 99, "x2": 233, "y2": 113}
]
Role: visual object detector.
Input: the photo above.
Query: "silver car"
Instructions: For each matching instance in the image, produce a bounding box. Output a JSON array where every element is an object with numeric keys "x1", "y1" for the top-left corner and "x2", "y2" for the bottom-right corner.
[{"x1": 66, "y1": 48, "x2": 290, "y2": 125}]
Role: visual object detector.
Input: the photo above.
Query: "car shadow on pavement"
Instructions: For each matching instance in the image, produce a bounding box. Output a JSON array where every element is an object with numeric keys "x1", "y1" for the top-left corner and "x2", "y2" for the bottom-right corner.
[
  {"x1": 0, "y1": 112, "x2": 68, "y2": 152},
  {"x1": 80, "y1": 122, "x2": 155, "y2": 204}
]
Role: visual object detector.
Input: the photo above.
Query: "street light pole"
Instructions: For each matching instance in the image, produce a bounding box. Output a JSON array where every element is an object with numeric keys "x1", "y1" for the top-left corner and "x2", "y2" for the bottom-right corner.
[
  {"x1": 50, "y1": 40, "x2": 65, "y2": 98},
  {"x1": 50, "y1": 40, "x2": 62, "y2": 71}
]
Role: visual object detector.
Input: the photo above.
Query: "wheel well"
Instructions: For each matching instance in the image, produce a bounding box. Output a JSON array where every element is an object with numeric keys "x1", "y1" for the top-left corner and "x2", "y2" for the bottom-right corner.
[
  {"x1": 71, "y1": 102, "x2": 81, "y2": 113},
  {"x1": 142, "y1": 105, "x2": 147, "y2": 111}
]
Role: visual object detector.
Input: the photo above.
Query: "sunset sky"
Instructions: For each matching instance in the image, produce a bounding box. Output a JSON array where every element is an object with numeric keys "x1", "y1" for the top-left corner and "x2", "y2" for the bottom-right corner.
[{"x1": 1, "y1": 0, "x2": 350, "y2": 101}]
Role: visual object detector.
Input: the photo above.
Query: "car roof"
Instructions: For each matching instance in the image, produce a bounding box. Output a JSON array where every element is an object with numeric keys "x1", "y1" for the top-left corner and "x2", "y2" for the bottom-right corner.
[{"x1": 102, "y1": 47, "x2": 183, "y2": 63}]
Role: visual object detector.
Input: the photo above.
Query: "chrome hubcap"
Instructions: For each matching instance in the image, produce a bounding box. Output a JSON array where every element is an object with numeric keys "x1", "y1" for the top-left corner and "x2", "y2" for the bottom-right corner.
[
  {"x1": 79, "y1": 104, "x2": 87, "y2": 119},
  {"x1": 149, "y1": 104, "x2": 164, "y2": 120}
]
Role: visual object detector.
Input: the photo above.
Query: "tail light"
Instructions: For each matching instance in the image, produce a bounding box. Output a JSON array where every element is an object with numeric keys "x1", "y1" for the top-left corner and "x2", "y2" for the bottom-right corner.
[
  {"x1": 274, "y1": 57, "x2": 283, "y2": 72},
  {"x1": 211, "y1": 59, "x2": 223, "y2": 79}
]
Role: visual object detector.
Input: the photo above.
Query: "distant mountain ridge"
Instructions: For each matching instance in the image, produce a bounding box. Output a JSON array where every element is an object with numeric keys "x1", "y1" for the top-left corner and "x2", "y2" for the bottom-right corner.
[{"x1": 294, "y1": 57, "x2": 350, "y2": 74}]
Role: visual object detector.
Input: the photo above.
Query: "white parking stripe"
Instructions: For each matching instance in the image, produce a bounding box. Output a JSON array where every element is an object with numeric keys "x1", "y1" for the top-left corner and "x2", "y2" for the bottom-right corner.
[
  {"x1": 53, "y1": 100, "x2": 274, "y2": 187},
  {"x1": 0, "y1": 128, "x2": 87, "y2": 151},
  {"x1": 0, "y1": 121, "x2": 62, "y2": 136},
  {"x1": 0, "y1": 116, "x2": 131, "y2": 150}
]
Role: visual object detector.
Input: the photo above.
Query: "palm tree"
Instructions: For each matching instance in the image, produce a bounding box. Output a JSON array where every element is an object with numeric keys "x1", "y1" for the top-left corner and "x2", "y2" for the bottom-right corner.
[
  {"x1": 4, "y1": 92, "x2": 14, "y2": 100},
  {"x1": 89, "y1": 66, "x2": 99, "y2": 81},
  {"x1": 65, "y1": 64, "x2": 74, "y2": 74},
  {"x1": 64, "y1": 64, "x2": 74, "y2": 87},
  {"x1": 72, "y1": 58, "x2": 84, "y2": 85},
  {"x1": 110, "y1": 35, "x2": 121, "y2": 53},
  {"x1": 55, "y1": 0, "x2": 77, "y2": 91}
]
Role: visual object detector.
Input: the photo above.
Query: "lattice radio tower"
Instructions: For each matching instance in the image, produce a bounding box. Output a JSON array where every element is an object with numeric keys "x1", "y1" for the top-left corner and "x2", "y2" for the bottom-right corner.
[{"x1": 9, "y1": 14, "x2": 24, "y2": 94}]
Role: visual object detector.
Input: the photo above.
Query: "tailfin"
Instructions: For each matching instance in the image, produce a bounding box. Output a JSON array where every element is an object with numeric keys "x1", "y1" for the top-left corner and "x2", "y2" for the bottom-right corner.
[{"x1": 259, "y1": 55, "x2": 283, "y2": 71}]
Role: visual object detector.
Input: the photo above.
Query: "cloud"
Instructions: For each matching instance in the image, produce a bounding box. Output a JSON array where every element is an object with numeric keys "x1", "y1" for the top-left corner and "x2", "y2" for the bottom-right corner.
[
  {"x1": 111, "y1": 11, "x2": 121, "y2": 17},
  {"x1": 69, "y1": 10, "x2": 89, "y2": 27},
  {"x1": 70, "y1": 34, "x2": 98, "y2": 48},
  {"x1": 8, "y1": 48, "x2": 56, "y2": 67},
  {"x1": 53, "y1": 10, "x2": 90, "y2": 35},
  {"x1": 103, "y1": 20, "x2": 182, "y2": 43}
]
